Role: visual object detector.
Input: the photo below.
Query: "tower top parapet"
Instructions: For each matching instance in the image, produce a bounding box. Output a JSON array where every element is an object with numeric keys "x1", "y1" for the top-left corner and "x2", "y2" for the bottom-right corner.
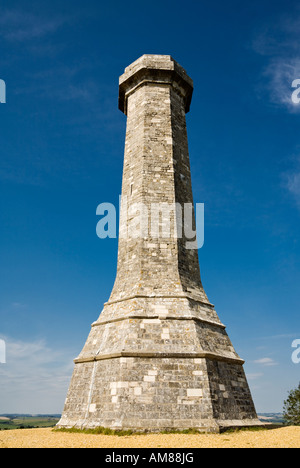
[{"x1": 119, "y1": 54, "x2": 193, "y2": 115}]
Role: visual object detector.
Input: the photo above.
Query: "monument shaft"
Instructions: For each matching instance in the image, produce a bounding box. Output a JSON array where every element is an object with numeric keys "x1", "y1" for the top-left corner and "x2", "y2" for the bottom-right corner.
[
  {"x1": 58, "y1": 55, "x2": 261, "y2": 432},
  {"x1": 112, "y1": 55, "x2": 206, "y2": 303}
]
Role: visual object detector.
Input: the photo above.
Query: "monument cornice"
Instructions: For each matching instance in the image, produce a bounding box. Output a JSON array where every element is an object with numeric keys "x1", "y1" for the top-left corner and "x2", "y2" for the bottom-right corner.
[
  {"x1": 74, "y1": 351, "x2": 245, "y2": 366},
  {"x1": 91, "y1": 314, "x2": 226, "y2": 330},
  {"x1": 119, "y1": 55, "x2": 193, "y2": 114}
]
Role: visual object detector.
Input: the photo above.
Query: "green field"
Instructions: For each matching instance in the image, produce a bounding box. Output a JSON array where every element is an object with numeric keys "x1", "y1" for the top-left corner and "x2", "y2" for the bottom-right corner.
[
  {"x1": 0, "y1": 413, "x2": 284, "y2": 431},
  {"x1": 0, "y1": 415, "x2": 60, "y2": 430}
]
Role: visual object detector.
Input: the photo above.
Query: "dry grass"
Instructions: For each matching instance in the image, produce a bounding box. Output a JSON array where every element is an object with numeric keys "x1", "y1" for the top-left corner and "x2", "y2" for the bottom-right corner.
[{"x1": 0, "y1": 426, "x2": 299, "y2": 448}]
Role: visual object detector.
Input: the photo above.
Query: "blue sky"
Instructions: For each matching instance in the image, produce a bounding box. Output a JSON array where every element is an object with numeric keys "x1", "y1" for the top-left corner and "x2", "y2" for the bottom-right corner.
[{"x1": 0, "y1": 0, "x2": 299, "y2": 414}]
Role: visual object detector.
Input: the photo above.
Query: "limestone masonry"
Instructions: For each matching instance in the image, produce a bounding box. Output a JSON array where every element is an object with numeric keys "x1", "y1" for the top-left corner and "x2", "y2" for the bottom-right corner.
[{"x1": 57, "y1": 55, "x2": 262, "y2": 432}]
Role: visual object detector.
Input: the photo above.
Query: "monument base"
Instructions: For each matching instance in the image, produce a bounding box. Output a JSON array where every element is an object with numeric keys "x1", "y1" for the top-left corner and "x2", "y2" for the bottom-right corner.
[{"x1": 57, "y1": 354, "x2": 262, "y2": 433}]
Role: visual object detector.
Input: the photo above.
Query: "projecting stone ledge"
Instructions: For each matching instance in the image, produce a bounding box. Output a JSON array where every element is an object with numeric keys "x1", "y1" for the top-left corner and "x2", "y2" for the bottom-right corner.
[{"x1": 119, "y1": 54, "x2": 193, "y2": 114}]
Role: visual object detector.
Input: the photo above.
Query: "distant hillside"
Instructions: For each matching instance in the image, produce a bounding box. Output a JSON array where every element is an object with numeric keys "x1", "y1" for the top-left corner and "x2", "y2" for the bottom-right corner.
[
  {"x1": 0, "y1": 414, "x2": 61, "y2": 419},
  {"x1": 258, "y1": 413, "x2": 285, "y2": 424},
  {"x1": 0, "y1": 413, "x2": 285, "y2": 430},
  {"x1": 0, "y1": 415, "x2": 60, "y2": 430}
]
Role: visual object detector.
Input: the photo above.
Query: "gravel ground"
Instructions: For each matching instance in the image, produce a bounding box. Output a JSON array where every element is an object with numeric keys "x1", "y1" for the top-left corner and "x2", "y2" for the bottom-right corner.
[{"x1": 0, "y1": 426, "x2": 299, "y2": 448}]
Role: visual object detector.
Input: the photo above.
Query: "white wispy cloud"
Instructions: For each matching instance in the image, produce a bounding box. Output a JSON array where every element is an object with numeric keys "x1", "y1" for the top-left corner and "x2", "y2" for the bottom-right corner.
[
  {"x1": 15, "y1": 64, "x2": 101, "y2": 104},
  {"x1": 0, "y1": 9, "x2": 65, "y2": 42},
  {"x1": 253, "y1": 357, "x2": 278, "y2": 367},
  {"x1": 263, "y1": 58, "x2": 300, "y2": 111},
  {"x1": 246, "y1": 372, "x2": 263, "y2": 381},
  {"x1": 0, "y1": 336, "x2": 74, "y2": 413},
  {"x1": 252, "y1": 15, "x2": 300, "y2": 57},
  {"x1": 286, "y1": 170, "x2": 300, "y2": 201},
  {"x1": 253, "y1": 12, "x2": 300, "y2": 209},
  {"x1": 252, "y1": 11, "x2": 300, "y2": 112},
  {"x1": 282, "y1": 155, "x2": 300, "y2": 208},
  {"x1": 11, "y1": 302, "x2": 25, "y2": 308}
]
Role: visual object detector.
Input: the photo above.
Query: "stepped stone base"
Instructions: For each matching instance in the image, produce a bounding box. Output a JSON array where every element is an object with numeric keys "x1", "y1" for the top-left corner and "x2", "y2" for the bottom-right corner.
[
  {"x1": 57, "y1": 296, "x2": 262, "y2": 433},
  {"x1": 58, "y1": 355, "x2": 262, "y2": 433}
]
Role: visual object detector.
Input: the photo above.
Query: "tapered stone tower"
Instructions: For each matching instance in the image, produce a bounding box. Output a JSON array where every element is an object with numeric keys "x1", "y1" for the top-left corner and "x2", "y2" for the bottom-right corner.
[{"x1": 58, "y1": 55, "x2": 261, "y2": 432}]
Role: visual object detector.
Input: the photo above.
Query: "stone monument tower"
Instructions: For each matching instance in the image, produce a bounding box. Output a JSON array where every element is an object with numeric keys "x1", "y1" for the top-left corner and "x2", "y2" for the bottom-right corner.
[{"x1": 58, "y1": 55, "x2": 261, "y2": 432}]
